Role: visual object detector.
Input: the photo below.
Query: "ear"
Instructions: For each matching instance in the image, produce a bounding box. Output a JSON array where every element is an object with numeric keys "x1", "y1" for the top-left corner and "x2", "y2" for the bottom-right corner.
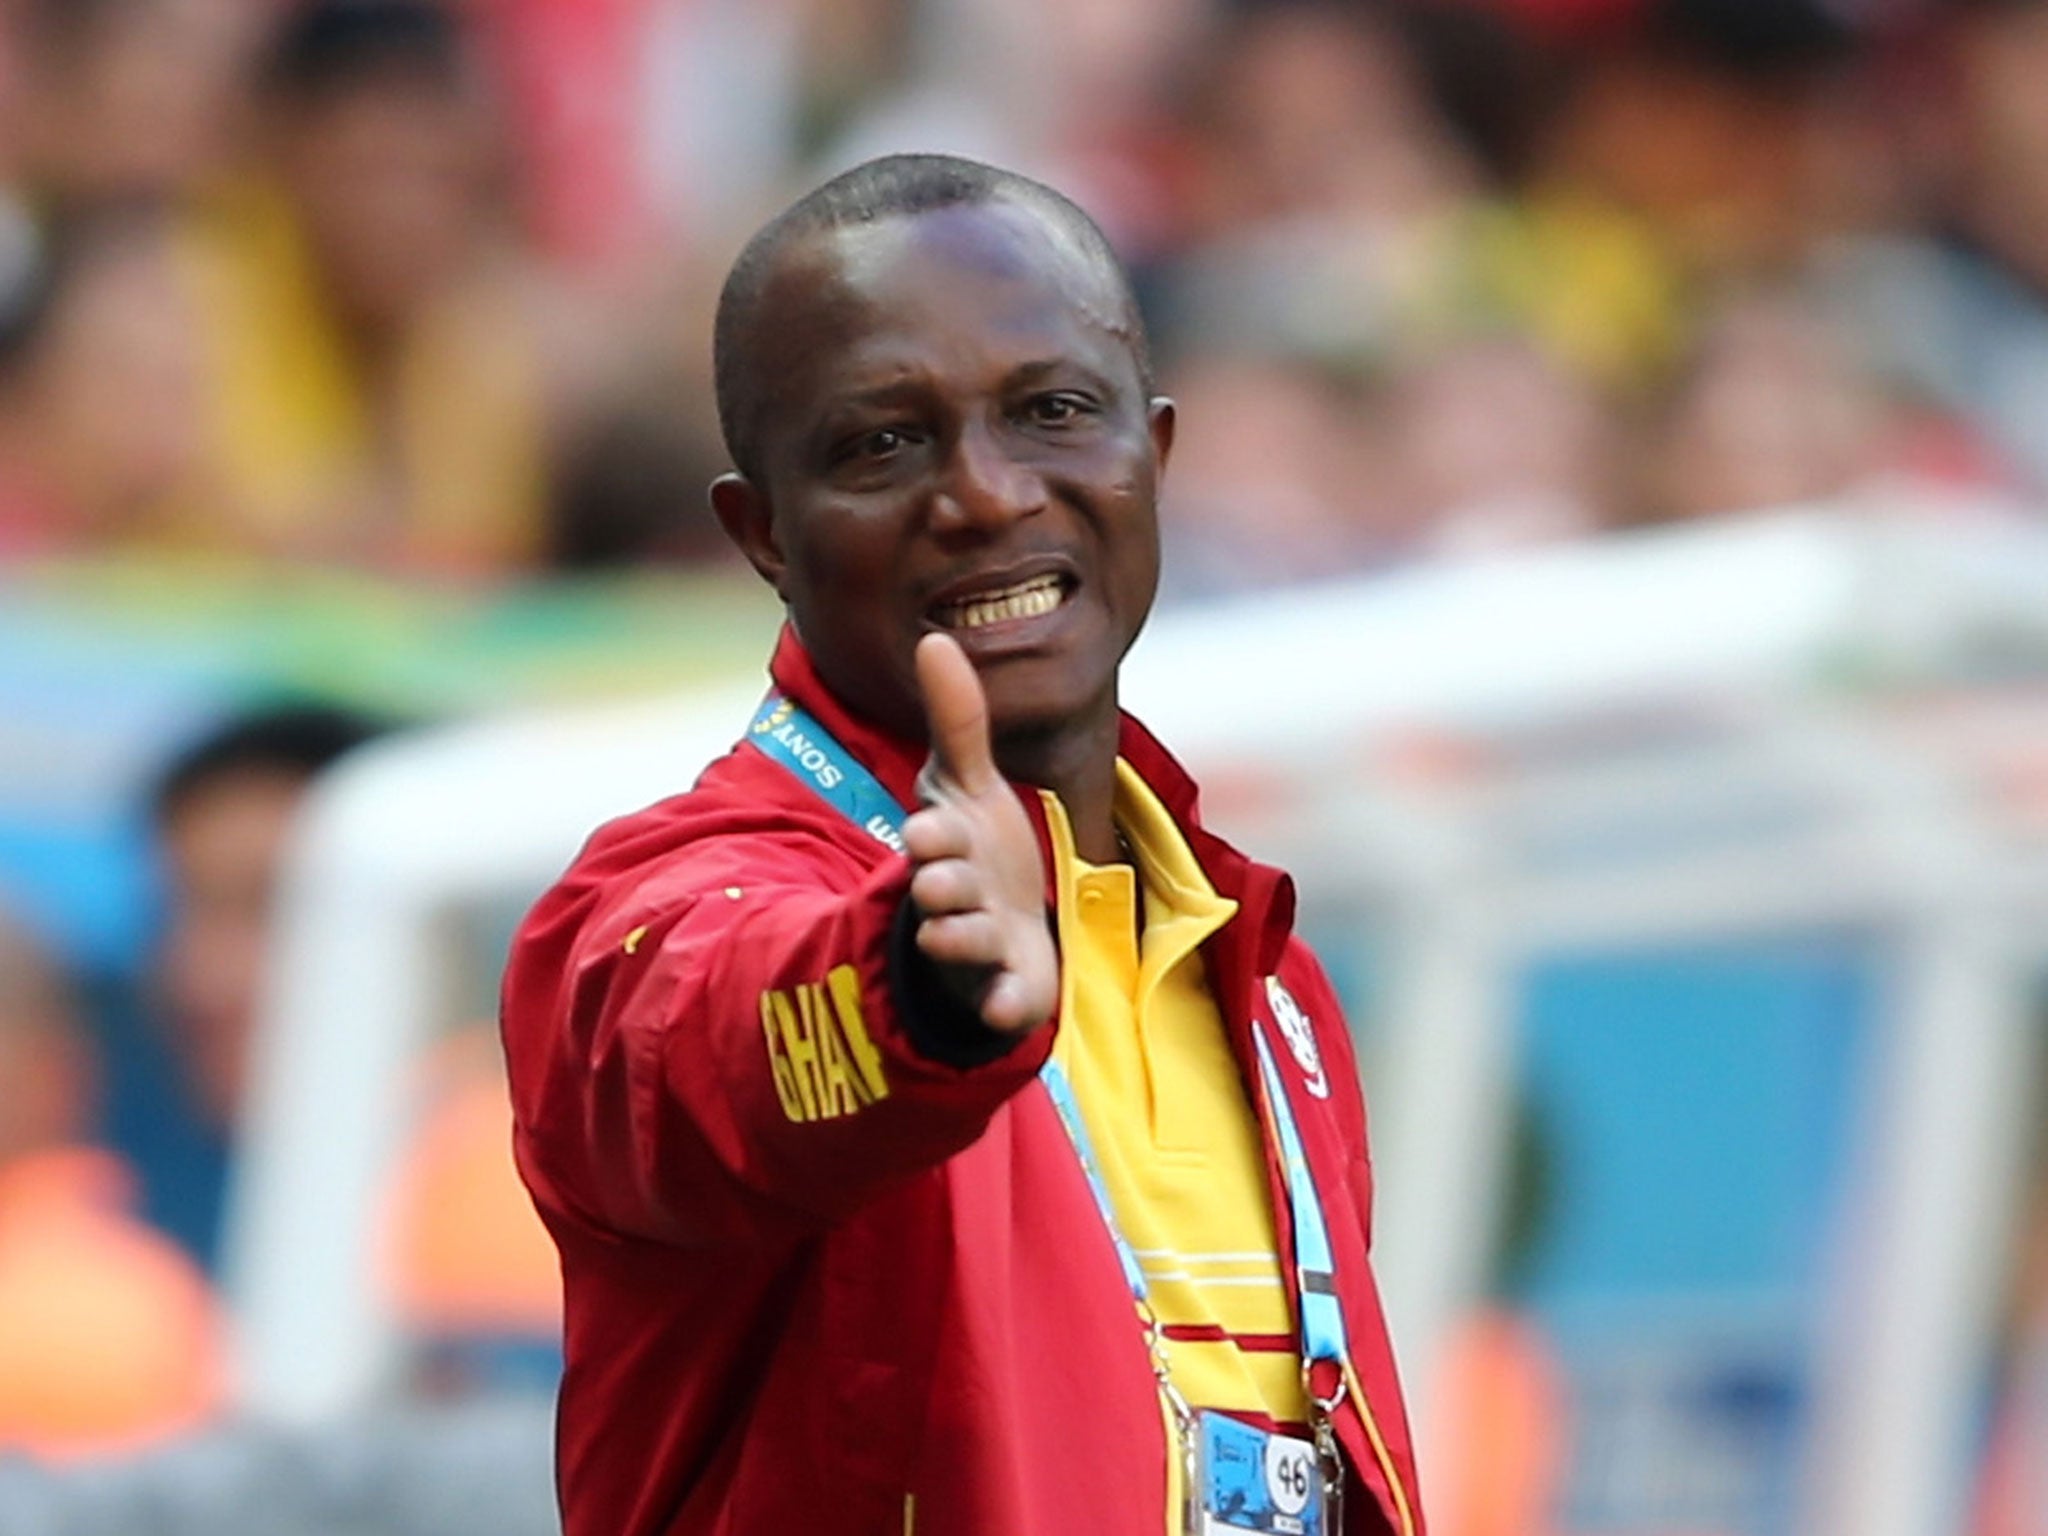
[
  {"x1": 709, "y1": 473, "x2": 787, "y2": 593},
  {"x1": 1147, "y1": 396, "x2": 1176, "y2": 478}
]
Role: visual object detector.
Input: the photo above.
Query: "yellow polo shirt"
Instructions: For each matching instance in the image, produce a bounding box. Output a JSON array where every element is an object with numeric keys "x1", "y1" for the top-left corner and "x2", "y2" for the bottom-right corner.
[{"x1": 1043, "y1": 762, "x2": 1309, "y2": 1499}]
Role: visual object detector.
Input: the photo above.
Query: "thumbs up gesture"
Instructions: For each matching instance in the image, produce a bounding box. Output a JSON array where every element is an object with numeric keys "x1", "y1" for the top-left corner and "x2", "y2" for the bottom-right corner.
[{"x1": 900, "y1": 633, "x2": 1059, "y2": 1035}]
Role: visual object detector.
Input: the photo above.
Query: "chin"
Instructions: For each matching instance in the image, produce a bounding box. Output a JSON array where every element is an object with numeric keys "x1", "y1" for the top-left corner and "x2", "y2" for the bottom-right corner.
[{"x1": 985, "y1": 679, "x2": 1112, "y2": 749}]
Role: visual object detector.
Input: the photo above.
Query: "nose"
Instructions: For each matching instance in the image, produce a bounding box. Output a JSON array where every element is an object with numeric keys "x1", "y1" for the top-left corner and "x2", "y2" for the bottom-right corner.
[{"x1": 930, "y1": 418, "x2": 1047, "y2": 535}]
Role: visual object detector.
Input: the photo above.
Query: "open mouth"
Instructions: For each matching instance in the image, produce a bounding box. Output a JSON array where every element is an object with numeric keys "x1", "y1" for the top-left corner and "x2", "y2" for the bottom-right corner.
[{"x1": 930, "y1": 572, "x2": 1073, "y2": 632}]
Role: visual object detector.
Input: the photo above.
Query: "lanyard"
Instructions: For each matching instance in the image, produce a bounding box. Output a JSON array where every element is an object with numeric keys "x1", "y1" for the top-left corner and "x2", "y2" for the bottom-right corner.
[
  {"x1": 748, "y1": 694, "x2": 911, "y2": 856},
  {"x1": 1042, "y1": 1049, "x2": 1348, "y2": 1372},
  {"x1": 744, "y1": 689, "x2": 1351, "y2": 1375},
  {"x1": 1252, "y1": 1030, "x2": 1348, "y2": 1371}
]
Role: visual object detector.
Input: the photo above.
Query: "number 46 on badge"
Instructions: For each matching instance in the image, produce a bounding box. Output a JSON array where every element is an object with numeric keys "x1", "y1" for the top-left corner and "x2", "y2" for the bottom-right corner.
[{"x1": 1193, "y1": 1411, "x2": 1327, "y2": 1536}]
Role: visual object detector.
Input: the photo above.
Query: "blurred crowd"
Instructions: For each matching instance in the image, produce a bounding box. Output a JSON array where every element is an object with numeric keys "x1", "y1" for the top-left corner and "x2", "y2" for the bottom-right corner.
[
  {"x1": 9, "y1": 0, "x2": 2048, "y2": 1503},
  {"x1": 3, "y1": 0, "x2": 2048, "y2": 589},
  {"x1": 0, "y1": 698, "x2": 562, "y2": 1463}
]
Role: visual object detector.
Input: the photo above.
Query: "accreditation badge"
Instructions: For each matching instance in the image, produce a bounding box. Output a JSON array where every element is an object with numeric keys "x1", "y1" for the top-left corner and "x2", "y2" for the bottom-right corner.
[{"x1": 1189, "y1": 1410, "x2": 1328, "y2": 1536}]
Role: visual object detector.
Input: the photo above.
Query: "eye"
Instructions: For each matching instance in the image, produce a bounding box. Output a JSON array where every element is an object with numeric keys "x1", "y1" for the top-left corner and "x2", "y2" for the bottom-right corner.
[
  {"x1": 833, "y1": 425, "x2": 918, "y2": 466},
  {"x1": 1024, "y1": 391, "x2": 1096, "y2": 427}
]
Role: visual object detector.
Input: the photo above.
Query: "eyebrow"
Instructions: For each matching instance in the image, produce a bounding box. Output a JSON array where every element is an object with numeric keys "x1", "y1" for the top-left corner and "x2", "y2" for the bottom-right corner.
[
  {"x1": 1004, "y1": 357, "x2": 1123, "y2": 395},
  {"x1": 991, "y1": 358, "x2": 1138, "y2": 409},
  {"x1": 822, "y1": 378, "x2": 931, "y2": 413},
  {"x1": 817, "y1": 354, "x2": 1123, "y2": 414}
]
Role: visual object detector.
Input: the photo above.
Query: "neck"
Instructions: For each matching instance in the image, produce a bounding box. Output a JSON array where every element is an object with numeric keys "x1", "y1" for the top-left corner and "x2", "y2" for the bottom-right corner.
[{"x1": 996, "y1": 706, "x2": 1123, "y2": 864}]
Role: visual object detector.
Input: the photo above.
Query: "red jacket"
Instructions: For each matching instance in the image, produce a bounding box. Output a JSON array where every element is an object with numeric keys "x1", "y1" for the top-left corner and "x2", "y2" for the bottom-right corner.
[{"x1": 500, "y1": 630, "x2": 1425, "y2": 1536}]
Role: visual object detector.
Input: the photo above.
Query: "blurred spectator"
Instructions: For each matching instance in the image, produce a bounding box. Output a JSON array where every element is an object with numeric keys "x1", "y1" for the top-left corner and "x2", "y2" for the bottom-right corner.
[
  {"x1": 1157, "y1": 331, "x2": 1614, "y2": 597},
  {"x1": 513, "y1": 0, "x2": 921, "y2": 271},
  {"x1": 1640, "y1": 284, "x2": 1893, "y2": 522},
  {"x1": 2, "y1": 0, "x2": 255, "y2": 211},
  {"x1": 381, "y1": 1026, "x2": 562, "y2": 1392},
  {"x1": 1180, "y1": 0, "x2": 1478, "y2": 243},
  {"x1": 15, "y1": 0, "x2": 2010, "y2": 580},
  {"x1": 1159, "y1": 353, "x2": 1392, "y2": 597},
  {"x1": 1387, "y1": 6, "x2": 1687, "y2": 389},
  {"x1": 176, "y1": 0, "x2": 556, "y2": 572},
  {"x1": 474, "y1": 0, "x2": 665, "y2": 275},
  {"x1": 1426, "y1": 1308, "x2": 1570, "y2": 1536},
  {"x1": 1533, "y1": 0, "x2": 1862, "y2": 275},
  {"x1": 148, "y1": 696, "x2": 561, "y2": 1377},
  {"x1": 1155, "y1": 1, "x2": 1480, "y2": 370},
  {"x1": 545, "y1": 374, "x2": 740, "y2": 570},
  {"x1": 778, "y1": 0, "x2": 918, "y2": 168},
  {"x1": 820, "y1": 0, "x2": 1205, "y2": 256},
  {"x1": 1145, "y1": 1, "x2": 1514, "y2": 593},
  {"x1": 143, "y1": 696, "x2": 565, "y2": 1375},
  {"x1": 0, "y1": 910, "x2": 223, "y2": 1459},
  {"x1": 1390, "y1": 331, "x2": 1620, "y2": 553},
  {"x1": 0, "y1": 203, "x2": 210, "y2": 558},
  {"x1": 1395, "y1": 187, "x2": 1685, "y2": 398},
  {"x1": 150, "y1": 702, "x2": 389, "y2": 1141},
  {"x1": 1827, "y1": 0, "x2": 2048, "y2": 500}
]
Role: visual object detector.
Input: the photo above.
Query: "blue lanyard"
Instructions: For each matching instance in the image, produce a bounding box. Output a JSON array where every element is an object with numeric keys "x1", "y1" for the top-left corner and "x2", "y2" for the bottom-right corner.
[
  {"x1": 744, "y1": 689, "x2": 1348, "y2": 1369},
  {"x1": 1042, "y1": 1047, "x2": 1347, "y2": 1370},
  {"x1": 1252, "y1": 1030, "x2": 1348, "y2": 1369},
  {"x1": 748, "y1": 694, "x2": 910, "y2": 856},
  {"x1": 1038, "y1": 1058, "x2": 1153, "y2": 1300}
]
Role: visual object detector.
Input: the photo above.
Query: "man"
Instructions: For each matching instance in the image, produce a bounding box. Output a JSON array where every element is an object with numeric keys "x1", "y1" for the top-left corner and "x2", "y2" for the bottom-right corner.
[
  {"x1": 179, "y1": 0, "x2": 547, "y2": 570},
  {"x1": 146, "y1": 701, "x2": 388, "y2": 1264},
  {"x1": 0, "y1": 908, "x2": 223, "y2": 1456},
  {"x1": 501, "y1": 153, "x2": 1424, "y2": 1536}
]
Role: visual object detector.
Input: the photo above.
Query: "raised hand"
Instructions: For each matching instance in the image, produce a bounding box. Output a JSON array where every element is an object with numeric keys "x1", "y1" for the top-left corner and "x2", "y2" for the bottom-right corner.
[{"x1": 900, "y1": 633, "x2": 1059, "y2": 1035}]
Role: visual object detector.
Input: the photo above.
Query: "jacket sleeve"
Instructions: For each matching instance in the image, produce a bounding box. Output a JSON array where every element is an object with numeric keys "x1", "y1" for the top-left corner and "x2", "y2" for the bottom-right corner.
[{"x1": 501, "y1": 814, "x2": 1055, "y2": 1248}]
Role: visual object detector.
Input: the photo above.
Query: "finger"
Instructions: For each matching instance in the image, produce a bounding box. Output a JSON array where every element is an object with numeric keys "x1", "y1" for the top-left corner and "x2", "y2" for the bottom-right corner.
[
  {"x1": 915, "y1": 632, "x2": 1000, "y2": 795},
  {"x1": 979, "y1": 970, "x2": 1050, "y2": 1036},
  {"x1": 914, "y1": 910, "x2": 1005, "y2": 969},
  {"x1": 909, "y1": 858, "x2": 985, "y2": 917},
  {"x1": 902, "y1": 804, "x2": 972, "y2": 865}
]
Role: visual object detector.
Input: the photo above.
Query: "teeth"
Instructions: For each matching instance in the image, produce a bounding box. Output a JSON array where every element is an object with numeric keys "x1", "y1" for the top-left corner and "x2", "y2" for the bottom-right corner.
[{"x1": 941, "y1": 574, "x2": 1065, "y2": 630}]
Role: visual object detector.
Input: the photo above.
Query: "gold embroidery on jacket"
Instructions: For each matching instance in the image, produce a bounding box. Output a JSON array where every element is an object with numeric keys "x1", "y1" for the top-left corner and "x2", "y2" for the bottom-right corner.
[{"x1": 760, "y1": 965, "x2": 891, "y2": 1121}]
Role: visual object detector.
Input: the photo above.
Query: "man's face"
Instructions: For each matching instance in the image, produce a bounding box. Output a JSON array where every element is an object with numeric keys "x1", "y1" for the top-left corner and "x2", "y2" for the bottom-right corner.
[
  {"x1": 277, "y1": 80, "x2": 494, "y2": 334},
  {"x1": 715, "y1": 199, "x2": 1172, "y2": 749},
  {"x1": 157, "y1": 767, "x2": 306, "y2": 1128}
]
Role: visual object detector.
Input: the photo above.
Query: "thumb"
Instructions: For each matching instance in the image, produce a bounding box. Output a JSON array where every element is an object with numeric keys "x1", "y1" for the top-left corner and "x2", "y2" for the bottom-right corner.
[{"x1": 916, "y1": 632, "x2": 1000, "y2": 795}]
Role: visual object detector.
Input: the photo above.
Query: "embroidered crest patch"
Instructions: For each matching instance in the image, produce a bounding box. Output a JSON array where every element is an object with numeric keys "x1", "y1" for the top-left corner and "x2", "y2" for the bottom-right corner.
[{"x1": 1265, "y1": 977, "x2": 1329, "y2": 1099}]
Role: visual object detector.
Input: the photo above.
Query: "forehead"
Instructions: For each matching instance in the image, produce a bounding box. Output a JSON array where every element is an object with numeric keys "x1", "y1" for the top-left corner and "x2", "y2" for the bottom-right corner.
[{"x1": 752, "y1": 200, "x2": 1139, "y2": 416}]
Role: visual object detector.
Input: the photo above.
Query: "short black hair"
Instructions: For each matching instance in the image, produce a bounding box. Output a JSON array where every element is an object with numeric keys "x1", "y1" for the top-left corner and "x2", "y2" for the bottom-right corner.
[
  {"x1": 151, "y1": 702, "x2": 392, "y2": 826},
  {"x1": 711, "y1": 152, "x2": 1150, "y2": 482},
  {"x1": 261, "y1": 0, "x2": 467, "y2": 104}
]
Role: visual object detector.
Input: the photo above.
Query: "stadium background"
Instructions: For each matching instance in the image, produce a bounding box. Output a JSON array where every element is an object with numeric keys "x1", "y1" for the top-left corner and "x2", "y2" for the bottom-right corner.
[{"x1": 3, "y1": 1, "x2": 2048, "y2": 1534}]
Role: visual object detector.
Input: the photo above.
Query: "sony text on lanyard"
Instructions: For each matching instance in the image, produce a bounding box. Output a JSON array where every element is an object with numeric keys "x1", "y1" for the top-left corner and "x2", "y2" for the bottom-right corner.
[{"x1": 745, "y1": 691, "x2": 1350, "y2": 1534}]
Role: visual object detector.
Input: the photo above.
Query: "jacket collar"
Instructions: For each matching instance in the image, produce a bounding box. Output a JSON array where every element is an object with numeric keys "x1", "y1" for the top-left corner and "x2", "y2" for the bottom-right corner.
[
  {"x1": 767, "y1": 624, "x2": 929, "y2": 814},
  {"x1": 765, "y1": 623, "x2": 1296, "y2": 978}
]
